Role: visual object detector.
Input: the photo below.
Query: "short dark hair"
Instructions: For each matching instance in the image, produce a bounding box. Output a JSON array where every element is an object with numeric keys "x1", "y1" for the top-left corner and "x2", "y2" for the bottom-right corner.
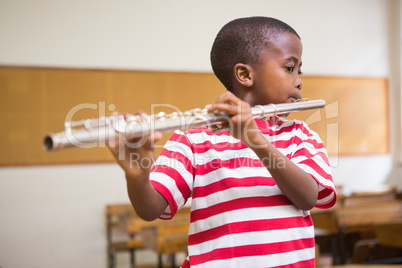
[{"x1": 210, "y1": 17, "x2": 300, "y2": 91}]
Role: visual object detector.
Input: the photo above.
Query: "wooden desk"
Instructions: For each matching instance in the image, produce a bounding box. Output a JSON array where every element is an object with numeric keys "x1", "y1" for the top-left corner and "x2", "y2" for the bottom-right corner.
[
  {"x1": 336, "y1": 200, "x2": 402, "y2": 231},
  {"x1": 342, "y1": 186, "x2": 398, "y2": 207},
  {"x1": 333, "y1": 265, "x2": 402, "y2": 268},
  {"x1": 312, "y1": 198, "x2": 402, "y2": 265},
  {"x1": 374, "y1": 223, "x2": 402, "y2": 249},
  {"x1": 336, "y1": 200, "x2": 402, "y2": 264}
]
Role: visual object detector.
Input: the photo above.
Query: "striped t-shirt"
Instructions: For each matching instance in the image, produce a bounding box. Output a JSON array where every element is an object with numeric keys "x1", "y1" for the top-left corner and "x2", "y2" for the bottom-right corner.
[{"x1": 149, "y1": 117, "x2": 337, "y2": 268}]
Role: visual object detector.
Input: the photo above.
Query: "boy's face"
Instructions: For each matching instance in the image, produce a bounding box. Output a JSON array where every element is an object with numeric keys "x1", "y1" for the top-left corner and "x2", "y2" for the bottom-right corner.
[{"x1": 246, "y1": 32, "x2": 303, "y2": 106}]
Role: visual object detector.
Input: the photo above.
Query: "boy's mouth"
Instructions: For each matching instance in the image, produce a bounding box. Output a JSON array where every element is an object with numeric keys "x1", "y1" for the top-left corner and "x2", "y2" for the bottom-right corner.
[{"x1": 289, "y1": 97, "x2": 301, "y2": 103}]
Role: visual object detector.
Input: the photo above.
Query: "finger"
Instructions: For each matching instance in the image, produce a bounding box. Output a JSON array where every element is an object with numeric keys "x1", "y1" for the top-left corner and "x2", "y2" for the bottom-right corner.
[
  {"x1": 119, "y1": 111, "x2": 148, "y2": 122},
  {"x1": 143, "y1": 131, "x2": 163, "y2": 151},
  {"x1": 214, "y1": 91, "x2": 240, "y2": 105},
  {"x1": 207, "y1": 102, "x2": 241, "y2": 115},
  {"x1": 106, "y1": 137, "x2": 122, "y2": 157},
  {"x1": 136, "y1": 110, "x2": 148, "y2": 118},
  {"x1": 150, "y1": 131, "x2": 163, "y2": 143},
  {"x1": 122, "y1": 112, "x2": 135, "y2": 121}
]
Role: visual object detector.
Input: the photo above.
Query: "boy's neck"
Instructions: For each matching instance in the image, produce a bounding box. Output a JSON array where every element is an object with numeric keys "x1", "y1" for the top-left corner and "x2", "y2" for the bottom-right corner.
[{"x1": 230, "y1": 86, "x2": 251, "y2": 104}]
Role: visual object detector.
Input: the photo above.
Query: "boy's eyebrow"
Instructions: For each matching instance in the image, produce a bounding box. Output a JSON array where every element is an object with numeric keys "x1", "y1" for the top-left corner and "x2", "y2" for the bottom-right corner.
[{"x1": 285, "y1": 56, "x2": 302, "y2": 67}]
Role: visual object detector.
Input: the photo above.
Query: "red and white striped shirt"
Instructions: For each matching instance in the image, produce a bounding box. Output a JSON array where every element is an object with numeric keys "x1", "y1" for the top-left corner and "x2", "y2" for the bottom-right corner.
[{"x1": 150, "y1": 117, "x2": 336, "y2": 268}]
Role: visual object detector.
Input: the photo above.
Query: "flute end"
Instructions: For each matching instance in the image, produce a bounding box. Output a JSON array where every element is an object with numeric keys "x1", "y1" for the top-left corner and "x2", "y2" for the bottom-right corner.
[{"x1": 43, "y1": 135, "x2": 54, "y2": 152}]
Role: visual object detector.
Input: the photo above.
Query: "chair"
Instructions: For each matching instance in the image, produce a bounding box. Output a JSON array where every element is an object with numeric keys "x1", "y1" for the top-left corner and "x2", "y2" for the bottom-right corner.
[
  {"x1": 131, "y1": 206, "x2": 191, "y2": 268},
  {"x1": 106, "y1": 203, "x2": 144, "y2": 268},
  {"x1": 107, "y1": 203, "x2": 191, "y2": 268}
]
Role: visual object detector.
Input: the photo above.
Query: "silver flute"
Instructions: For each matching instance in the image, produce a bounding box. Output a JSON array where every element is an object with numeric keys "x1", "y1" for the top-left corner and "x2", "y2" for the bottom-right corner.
[{"x1": 43, "y1": 99, "x2": 325, "y2": 151}]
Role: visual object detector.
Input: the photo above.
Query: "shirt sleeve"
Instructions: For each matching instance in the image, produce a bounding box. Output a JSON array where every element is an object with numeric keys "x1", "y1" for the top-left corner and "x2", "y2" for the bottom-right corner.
[
  {"x1": 290, "y1": 121, "x2": 337, "y2": 209},
  {"x1": 149, "y1": 130, "x2": 195, "y2": 219}
]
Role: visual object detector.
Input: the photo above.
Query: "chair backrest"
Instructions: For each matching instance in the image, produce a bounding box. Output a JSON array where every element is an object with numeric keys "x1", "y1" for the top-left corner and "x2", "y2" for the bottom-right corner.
[{"x1": 106, "y1": 203, "x2": 136, "y2": 231}]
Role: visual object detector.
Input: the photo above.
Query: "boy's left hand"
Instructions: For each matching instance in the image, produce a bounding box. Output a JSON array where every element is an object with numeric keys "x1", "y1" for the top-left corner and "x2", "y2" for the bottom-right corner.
[{"x1": 207, "y1": 92, "x2": 267, "y2": 148}]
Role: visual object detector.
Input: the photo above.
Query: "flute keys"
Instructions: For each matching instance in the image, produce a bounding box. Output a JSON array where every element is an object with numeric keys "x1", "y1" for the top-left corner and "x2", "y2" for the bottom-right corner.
[
  {"x1": 192, "y1": 108, "x2": 201, "y2": 114},
  {"x1": 156, "y1": 112, "x2": 165, "y2": 118},
  {"x1": 166, "y1": 112, "x2": 178, "y2": 119}
]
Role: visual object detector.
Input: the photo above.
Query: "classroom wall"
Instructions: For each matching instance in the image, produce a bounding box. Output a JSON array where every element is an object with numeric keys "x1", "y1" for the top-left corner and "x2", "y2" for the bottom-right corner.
[{"x1": 0, "y1": 1, "x2": 401, "y2": 268}]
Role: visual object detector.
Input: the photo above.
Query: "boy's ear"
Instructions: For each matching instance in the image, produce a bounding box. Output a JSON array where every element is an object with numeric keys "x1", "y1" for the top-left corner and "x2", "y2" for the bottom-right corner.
[{"x1": 234, "y1": 63, "x2": 254, "y2": 87}]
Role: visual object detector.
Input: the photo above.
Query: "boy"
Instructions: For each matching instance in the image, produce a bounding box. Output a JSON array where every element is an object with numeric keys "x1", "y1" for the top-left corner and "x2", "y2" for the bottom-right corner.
[{"x1": 109, "y1": 17, "x2": 336, "y2": 267}]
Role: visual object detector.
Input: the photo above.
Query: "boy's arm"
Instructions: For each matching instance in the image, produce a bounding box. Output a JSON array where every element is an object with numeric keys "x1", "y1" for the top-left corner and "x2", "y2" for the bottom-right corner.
[
  {"x1": 250, "y1": 136, "x2": 319, "y2": 210},
  {"x1": 209, "y1": 92, "x2": 318, "y2": 211},
  {"x1": 108, "y1": 112, "x2": 168, "y2": 221}
]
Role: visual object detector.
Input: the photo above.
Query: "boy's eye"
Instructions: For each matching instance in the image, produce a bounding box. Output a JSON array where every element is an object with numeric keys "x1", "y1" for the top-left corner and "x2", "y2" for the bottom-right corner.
[
  {"x1": 286, "y1": 66, "x2": 294, "y2": 73},
  {"x1": 285, "y1": 66, "x2": 303, "y2": 76}
]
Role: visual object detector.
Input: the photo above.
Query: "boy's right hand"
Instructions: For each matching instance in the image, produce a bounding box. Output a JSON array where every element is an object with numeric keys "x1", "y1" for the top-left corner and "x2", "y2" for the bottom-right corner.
[
  {"x1": 107, "y1": 112, "x2": 168, "y2": 221},
  {"x1": 107, "y1": 111, "x2": 163, "y2": 180}
]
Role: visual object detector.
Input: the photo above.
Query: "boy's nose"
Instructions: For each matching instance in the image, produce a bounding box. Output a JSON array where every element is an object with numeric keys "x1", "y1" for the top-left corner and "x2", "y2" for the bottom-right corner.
[{"x1": 295, "y1": 77, "x2": 303, "y2": 90}]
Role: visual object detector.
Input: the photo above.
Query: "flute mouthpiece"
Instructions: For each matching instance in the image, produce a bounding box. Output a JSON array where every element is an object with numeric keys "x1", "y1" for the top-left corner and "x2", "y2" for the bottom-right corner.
[{"x1": 296, "y1": 98, "x2": 308, "y2": 102}]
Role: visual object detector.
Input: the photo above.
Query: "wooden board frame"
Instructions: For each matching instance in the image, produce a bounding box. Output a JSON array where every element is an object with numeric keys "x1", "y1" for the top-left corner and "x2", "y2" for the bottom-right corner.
[{"x1": 0, "y1": 67, "x2": 389, "y2": 166}]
